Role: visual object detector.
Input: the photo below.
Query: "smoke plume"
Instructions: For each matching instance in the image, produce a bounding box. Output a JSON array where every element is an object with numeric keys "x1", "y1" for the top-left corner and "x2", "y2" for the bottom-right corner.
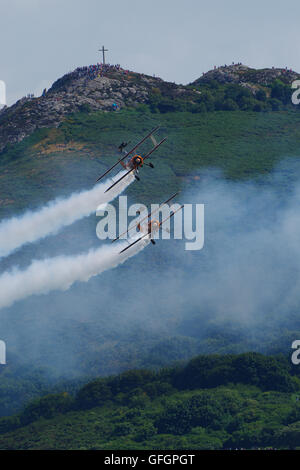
[
  {"x1": 3, "y1": 160, "x2": 300, "y2": 378},
  {"x1": 0, "y1": 237, "x2": 149, "y2": 309},
  {"x1": 0, "y1": 170, "x2": 134, "y2": 258}
]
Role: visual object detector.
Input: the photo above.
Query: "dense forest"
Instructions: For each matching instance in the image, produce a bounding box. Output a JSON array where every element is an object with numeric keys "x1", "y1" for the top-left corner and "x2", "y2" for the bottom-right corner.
[{"x1": 1, "y1": 353, "x2": 300, "y2": 449}]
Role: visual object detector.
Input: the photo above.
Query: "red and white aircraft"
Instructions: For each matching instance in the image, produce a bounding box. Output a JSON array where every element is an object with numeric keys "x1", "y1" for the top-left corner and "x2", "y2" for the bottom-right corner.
[{"x1": 95, "y1": 126, "x2": 166, "y2": 193}]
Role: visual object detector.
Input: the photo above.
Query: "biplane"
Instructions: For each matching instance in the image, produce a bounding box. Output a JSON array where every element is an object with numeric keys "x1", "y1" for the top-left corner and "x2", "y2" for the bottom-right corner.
[
  {"x1": 115, "y1": 193, "x2": 184, "y2": 254},
  {"x1": 95, "y1": 126, "x2": 166, "y2": 193}
]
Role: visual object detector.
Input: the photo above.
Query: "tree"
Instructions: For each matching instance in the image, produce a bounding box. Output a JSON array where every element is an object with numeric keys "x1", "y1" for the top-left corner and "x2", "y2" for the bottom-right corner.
[
  {"x1": 222, "y1": 99, "x2": 239, "y2": 111},
  {"x1": 20, "y1": 393, "x2": 74, "y2": 425},
  {"x1": 76, "y1": 380, "x2": 112, "y2": 409},
  {"x1": 256, "y1": 89, "x2": 267, "y2": 101},
  {"x1": 276, "y1": 421, "x2": 300, "y2": 449},
  {"x1": 271, "y1": 80, "x2": 291, "y2": 104}
]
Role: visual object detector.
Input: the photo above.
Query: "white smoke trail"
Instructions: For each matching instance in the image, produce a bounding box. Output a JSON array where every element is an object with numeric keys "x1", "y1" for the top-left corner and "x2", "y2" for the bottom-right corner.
[
  {"x1": 0, "y1": 236, "x2": 150, "y2": 310},
  {"x1": 0, "y1": 170, "x2": 135, "y2": 258}
]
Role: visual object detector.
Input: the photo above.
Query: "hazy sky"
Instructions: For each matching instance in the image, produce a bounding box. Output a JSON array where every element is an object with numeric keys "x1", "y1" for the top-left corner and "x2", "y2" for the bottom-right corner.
[{"x1": 1, "y1": 0, "x2": 300, "y2": 105}]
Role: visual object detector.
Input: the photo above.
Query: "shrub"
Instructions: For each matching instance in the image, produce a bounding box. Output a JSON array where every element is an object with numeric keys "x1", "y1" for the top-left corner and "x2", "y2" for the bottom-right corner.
[
  {"x1": 20, "y1": 393, "x2": 74, "y2": 425},
  {"x1": 76, "y1": 380, "x2": 112, "y2": 409}
]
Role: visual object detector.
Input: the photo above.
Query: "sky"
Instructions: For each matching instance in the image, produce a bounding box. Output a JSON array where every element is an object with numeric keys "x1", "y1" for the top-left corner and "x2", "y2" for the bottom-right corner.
[{"x1": 0, "y1": 0, "x2": 300, "y2": 105}]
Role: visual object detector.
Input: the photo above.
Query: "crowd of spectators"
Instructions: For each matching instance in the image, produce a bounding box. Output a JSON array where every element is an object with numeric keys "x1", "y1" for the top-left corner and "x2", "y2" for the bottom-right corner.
[{"x1": 71, "y1": 63, "x2": 130, "y2": 80}]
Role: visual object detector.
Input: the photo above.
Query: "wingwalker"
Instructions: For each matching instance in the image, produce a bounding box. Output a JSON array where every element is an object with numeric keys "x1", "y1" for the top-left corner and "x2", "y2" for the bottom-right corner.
[{"x1": 95, "y1": 126, "x2": 166, "y2": 192}]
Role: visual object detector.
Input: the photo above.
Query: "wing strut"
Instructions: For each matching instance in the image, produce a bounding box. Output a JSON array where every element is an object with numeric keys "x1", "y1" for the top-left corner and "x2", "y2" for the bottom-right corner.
[
  {"x1": 119, "y1": 232, "x2": 149, "y2": 254},
  {"x1": 113, "y1": 191, "x2": 179, "y2": 242},
  {"x1": 143, "y1": 137, "x2": 167, "y2": 160},
  {"x1": 104, "y1": 168, "x2": 134, "y2": 193},
  {"x1": 119, "y1": 204, "x2": 184, "y2": 254},
  {"x1": 95, "y1": 125, "x2": 160, "y2": 183}
]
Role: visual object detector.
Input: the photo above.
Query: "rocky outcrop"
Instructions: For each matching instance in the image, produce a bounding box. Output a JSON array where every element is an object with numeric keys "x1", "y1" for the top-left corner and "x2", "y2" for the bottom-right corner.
[
  {"x1": 0, "y1": 68, "x2": 190, "y2": 153},
  {"x1": 193, "y1": 64, "x2": 300, "y2": 87},
  {"x1": 1, "y1": 63, "x2": 300, "y2": 153}
]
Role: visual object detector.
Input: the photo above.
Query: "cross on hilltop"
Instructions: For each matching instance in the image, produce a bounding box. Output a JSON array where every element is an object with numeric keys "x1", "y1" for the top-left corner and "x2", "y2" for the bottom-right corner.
[{"x1": 98, "y1": 45, "x2": 108, "y2": 65}]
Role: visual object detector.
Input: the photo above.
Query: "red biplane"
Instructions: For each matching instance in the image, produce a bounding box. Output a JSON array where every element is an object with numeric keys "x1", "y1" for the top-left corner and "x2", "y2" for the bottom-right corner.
[
  {"x1": 114, "y1": 193, "x2": 184, "y2": 254},
  {"x1": 95, "y1": 126, "x2": 166, "y2": 193}
]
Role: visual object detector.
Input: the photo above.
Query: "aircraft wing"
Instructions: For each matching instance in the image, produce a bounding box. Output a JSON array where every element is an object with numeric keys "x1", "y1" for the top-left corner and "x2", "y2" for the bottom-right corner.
[
  {"x1": 119, "y1": 232, "x2": 149, "y2": 254},
  {"x1": 95, "y1": 125, "x2": 160, "y2": 183},
  {"x1": 119, "y1": 204, "x2": 184, "y2": 254},
  {"x1": 95, "y1": 157, "x2": 128, "y2": 183},
  {"x1": 104, "y1": 168, "x2": 134, "y2": 193},
  {"x1": 160, "y1": 204, "x2": 184, "y2": 227},
  {"x1": 124, "y1": 125, "x2": 160, "y2": 158},
  {"x1": 143, "y1": 137, "x2": 167, "y2": 160},
  {"x1": 112, "y1": 191, "x2": 179, "y2": 242}
]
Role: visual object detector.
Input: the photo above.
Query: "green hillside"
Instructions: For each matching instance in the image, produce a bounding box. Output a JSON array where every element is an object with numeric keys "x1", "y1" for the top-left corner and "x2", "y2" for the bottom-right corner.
[
  {"x1": 1, "y1": 63, "x2": 300, "y2": 217},
  {"x1": 1, "y1": 108, "x2": 300, "y2": 218},
  {"x1": 1, "y1": 353, "x2": 300, "y2": 450}
]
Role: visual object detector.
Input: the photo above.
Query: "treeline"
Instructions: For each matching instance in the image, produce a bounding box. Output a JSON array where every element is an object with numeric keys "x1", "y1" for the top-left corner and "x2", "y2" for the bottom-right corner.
[
  {"x1": 147, "y1": 80, "x2": 296, "y2": 113},
  {"x1": 1, "y1": 352, "x2": 299, "y2": 439},
  {"x1": 0, "y1": 359, "x2": 87, "y2": 419}
]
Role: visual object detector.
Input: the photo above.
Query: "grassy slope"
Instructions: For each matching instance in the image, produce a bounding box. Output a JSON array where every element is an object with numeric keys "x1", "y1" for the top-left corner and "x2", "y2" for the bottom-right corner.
[{"x1": 1, "y1": 109, "x2": 300, "y2": 218}]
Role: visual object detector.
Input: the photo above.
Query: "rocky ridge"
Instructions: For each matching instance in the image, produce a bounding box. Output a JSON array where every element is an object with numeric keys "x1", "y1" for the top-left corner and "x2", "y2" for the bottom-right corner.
[
  {"x1": 0, "y1": 68, "x2": 190, "y2": 152},
  {"x1": 193, "y1": 63, "x2": 300, "y2": 92},
  {"x1": 1, "y1": 63, "x2": 299, "y2": 153}
]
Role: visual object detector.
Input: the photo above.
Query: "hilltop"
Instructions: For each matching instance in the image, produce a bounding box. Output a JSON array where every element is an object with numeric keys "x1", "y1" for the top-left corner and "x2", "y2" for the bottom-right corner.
[
  {"x1": 193, "y1": 63, "x2": 300, "y2": 88},
  {"x1": 0, "y1": 64, "x2": 194, "y2": 152},
  {"x1": 0, "y1": 63, "x2": 299, "y2": 153}
]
